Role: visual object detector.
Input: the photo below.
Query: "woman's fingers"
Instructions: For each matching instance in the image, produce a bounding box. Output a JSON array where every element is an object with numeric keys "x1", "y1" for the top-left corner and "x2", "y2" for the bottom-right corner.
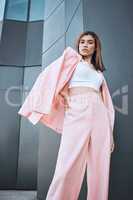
[
  {"x1": 64, "y1": 97, "x2": 70, "y2": 111},
  {"x1": 110, "y1": 143, "x2": 115, "y2": 153}
]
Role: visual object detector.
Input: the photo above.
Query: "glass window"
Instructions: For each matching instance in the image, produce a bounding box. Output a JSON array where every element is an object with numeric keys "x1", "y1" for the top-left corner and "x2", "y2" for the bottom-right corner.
[
  {"x1": 0, "y1": 0, "x2": 6, "y2": 20},
  {"x1": 5, "y1": 0, "x2": 29, "y2": 21},
  {"x1": 29, "y1": 0, "x2": 44, "y2": 21}
]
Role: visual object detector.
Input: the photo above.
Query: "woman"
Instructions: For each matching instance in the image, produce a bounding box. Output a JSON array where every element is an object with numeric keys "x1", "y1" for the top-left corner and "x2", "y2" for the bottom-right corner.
[
  {"x1": 18, "y1": 31, "x2": 115, "y2": 200},
  {"x1": 45, "y1": 31, "x2": 115, "y2": 200}
]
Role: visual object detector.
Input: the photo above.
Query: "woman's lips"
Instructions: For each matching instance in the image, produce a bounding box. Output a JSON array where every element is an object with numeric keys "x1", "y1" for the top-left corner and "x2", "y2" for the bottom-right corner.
[{"x1": 82, "y1": 49, "x2": 88, "y2": 51}]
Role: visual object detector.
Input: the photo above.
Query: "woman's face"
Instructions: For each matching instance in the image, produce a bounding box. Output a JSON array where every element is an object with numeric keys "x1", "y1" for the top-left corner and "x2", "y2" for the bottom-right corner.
[{"x1": 78, "y1": 34, "x2": 95, "y2": 57}]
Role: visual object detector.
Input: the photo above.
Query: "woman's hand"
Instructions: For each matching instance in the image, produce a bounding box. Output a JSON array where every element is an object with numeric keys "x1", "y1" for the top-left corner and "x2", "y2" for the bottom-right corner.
[
  {"x1": 64, "y1": 96, "x2": 70, "y2": 111},
  {"x1": 110, "y1": 135, "x2": 115, "y2": 153},
  {"x1": 59, "y1": 91, "x2": 70, "y2": 111},
  {"x1": 110, "y1": 142, "x2": 115, "y2": 153}
]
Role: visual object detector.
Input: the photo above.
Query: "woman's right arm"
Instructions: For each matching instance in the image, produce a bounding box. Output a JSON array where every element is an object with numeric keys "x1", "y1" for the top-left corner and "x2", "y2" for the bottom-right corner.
[{"x1": 59, "y1": 83, "x2": 70, "y2": 109}]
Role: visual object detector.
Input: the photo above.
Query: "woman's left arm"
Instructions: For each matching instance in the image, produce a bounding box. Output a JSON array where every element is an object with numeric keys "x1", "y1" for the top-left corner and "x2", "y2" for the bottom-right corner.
[{"x1": 100, "y1": 74, "x2": 115, "y2": 153}]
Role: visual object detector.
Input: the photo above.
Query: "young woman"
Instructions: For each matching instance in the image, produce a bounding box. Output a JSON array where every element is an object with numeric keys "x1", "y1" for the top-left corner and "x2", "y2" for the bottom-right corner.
[{"x1": 45, "y1": 31, "x2": 115, "y2": 200}]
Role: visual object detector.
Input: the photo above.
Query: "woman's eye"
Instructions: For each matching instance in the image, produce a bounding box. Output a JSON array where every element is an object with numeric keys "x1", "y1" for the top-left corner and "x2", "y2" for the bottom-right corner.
[{"x1": 80, "y1": 41, "x2": 94, "y2": 44}]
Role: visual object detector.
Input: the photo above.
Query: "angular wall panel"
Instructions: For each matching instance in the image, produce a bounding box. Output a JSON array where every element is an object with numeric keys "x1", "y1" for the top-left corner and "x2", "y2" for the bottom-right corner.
[
  {"x1": 42, "y1": 36, "x2": 65, "y2": 69},
  {"x1": 23, "y1": 66, "x2": 42, "y2": 89},
  {"x1": 0, "y1": 20, "x2": 27, "y2": 66},
  {"x1": 0, "y1": 66, "x2": 23, "y2": 89},
  {"x1": 66, "y1": 0, "x2": 83, "y2": 47},
  {"x1": 0, "y1": 89, "x2": 21, "y2": 188},
  {"x1": 25, "y1": 21, "x2": 43, "y2": 66},
  {"x1": 65, "y1": 0, "x2": 81, "y2": 29},
  {"x1": 43, "y1": 1, "x2": 65, "y2": 52},
  {"x1": 16, "y1": 116, "x2": 40, "y2": 189},
  {"x1": 44, "y1": 0, "x2": 63, "y2": 19}
]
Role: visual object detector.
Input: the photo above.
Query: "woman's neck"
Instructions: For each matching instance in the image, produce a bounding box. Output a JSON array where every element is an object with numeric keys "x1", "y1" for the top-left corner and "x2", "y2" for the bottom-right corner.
[{"x1": 81, "y1": 57, "x2": 92, "y2": 65}]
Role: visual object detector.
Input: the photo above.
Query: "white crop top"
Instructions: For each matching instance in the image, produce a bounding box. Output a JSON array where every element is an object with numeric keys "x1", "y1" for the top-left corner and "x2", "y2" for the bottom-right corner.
[{"x1": 68, "y1": 60, "x2": 104, "y2": 92}]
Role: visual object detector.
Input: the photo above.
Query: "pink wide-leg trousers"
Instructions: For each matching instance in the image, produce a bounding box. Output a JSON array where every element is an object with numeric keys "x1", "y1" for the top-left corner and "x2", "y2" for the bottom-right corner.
[{"x1": 46, "y1": 90, "x2": 111, "y2": 200}]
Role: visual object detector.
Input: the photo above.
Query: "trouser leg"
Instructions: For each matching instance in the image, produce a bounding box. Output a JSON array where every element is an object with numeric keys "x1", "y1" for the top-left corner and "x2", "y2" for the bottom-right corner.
[
  {"x1": 46, "y1": 99, "x2": 93, "y2": 200},
  {"x1": 86, "y1": 101, "x2": 111, "y2": 200}
]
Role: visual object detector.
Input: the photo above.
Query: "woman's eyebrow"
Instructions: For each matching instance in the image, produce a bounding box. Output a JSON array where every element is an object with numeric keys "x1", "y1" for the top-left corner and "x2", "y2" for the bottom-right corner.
[{"x1": 80, "y1": 39, "x2": 94, "y2": 42}]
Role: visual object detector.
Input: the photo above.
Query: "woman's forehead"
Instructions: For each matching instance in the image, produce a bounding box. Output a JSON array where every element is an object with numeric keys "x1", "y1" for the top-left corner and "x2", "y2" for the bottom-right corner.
[{"x1": 80, "y1": 35, "x2": 94, "y2": 41}]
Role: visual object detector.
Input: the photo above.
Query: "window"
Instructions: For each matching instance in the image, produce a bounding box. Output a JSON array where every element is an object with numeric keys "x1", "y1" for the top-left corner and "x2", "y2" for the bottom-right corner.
[
  {"x1": 5, "y1": 0, "x2": 28, "y2": 21},
  {"x1": 0, "y1": 0, "x2": 6, "y2": 20},
  {"x1": 29, "y1": 0, "x2": 44, "y2": 21}
]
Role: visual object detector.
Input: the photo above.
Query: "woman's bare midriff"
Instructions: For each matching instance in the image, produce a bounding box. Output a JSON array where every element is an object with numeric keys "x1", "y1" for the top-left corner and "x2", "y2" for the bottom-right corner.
[{"x1": 68, "y1": 86, "x2": 100, "y2": 96}]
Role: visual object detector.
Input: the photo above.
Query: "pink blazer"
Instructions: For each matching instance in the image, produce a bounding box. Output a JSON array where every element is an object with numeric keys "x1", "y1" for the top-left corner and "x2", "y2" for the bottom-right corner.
[{"x1": 18, "y1": 46, "x2": 115, "y2": 134}]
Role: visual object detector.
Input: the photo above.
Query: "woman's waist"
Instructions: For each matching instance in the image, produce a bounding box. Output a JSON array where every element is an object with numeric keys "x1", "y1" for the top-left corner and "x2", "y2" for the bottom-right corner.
[
  {"x1": 66, "y1": 87, "x2": 102, "y2": 105},
  {"x1": 68, "y1": 86, "x2": 100, "y2": 96}
]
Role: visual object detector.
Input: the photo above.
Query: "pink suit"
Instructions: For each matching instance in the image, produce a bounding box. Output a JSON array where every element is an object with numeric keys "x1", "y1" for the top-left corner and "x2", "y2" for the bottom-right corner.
[{"x1": 18, "y1": 46, "x2": 115, "y2": 200}]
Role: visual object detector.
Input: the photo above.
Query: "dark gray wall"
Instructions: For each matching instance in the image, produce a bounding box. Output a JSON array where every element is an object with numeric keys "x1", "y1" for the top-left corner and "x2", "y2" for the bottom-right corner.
[
  {"x1": 0, "y1": 19, "x2": 43, "y2": 189},
  {"x1": 25, "y1": 21, "x2": 43, "y2": 66},
  {"x1": 16, "y1": 66, "x2": 42, "y2": 190},
  {"x1": 0, "y1": 66, "x2": 23, "y2": 189},
  {"x1": 0, "y1": 20, "x2": 27, "y2": 66}
]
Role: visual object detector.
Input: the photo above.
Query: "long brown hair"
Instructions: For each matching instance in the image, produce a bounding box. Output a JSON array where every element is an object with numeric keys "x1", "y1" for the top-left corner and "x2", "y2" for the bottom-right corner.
[{"x1": 75, "y1": 31, "x2": 106, "y2": 72}]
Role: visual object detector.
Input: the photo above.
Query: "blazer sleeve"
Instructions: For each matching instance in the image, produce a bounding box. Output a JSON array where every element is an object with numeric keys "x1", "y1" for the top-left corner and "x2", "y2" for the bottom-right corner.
[{"x1": 18, "y1": 47, "x2": 70, "y2": 125}]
